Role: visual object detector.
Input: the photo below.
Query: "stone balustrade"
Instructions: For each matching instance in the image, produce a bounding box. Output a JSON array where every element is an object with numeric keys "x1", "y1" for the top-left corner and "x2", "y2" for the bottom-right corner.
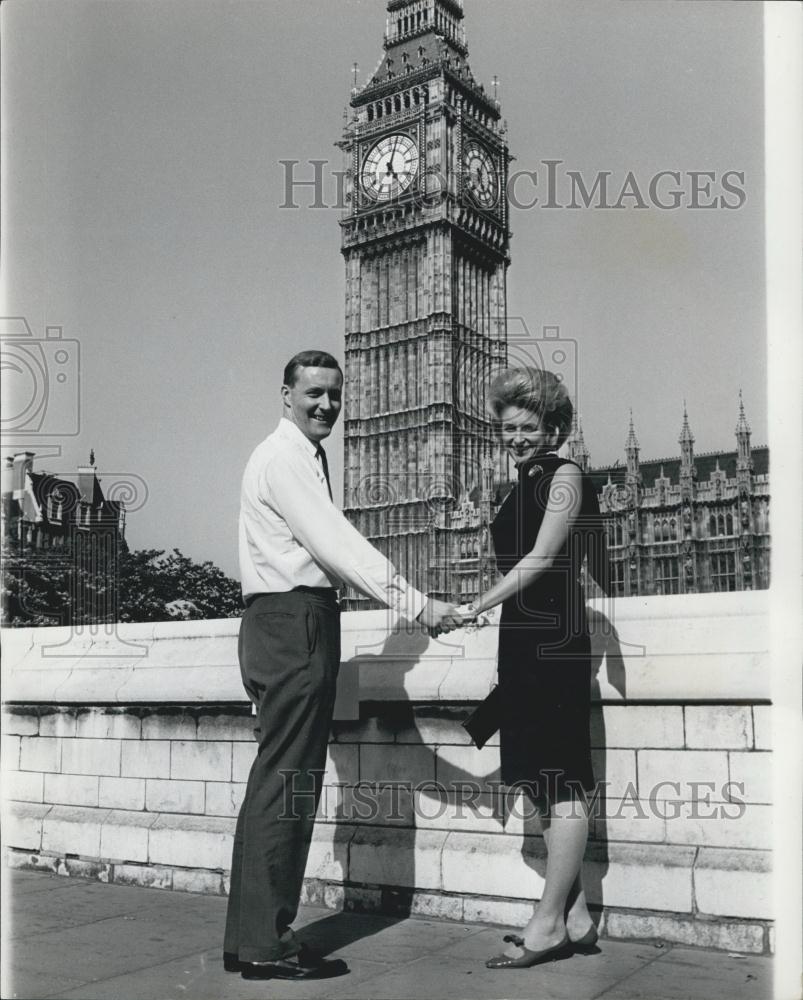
[{"x1": 1, "y1": 591, "x2": 773, "y2": 954}]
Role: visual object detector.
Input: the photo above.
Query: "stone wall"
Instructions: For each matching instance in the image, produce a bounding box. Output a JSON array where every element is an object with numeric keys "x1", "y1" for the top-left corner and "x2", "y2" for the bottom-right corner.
[{"x1": 1, "y1": 592, "x2": 773, "y2": 954}]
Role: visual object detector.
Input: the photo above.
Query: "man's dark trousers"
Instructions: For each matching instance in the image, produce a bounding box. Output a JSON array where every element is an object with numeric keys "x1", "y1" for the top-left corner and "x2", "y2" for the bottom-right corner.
[{"x1": 224, "y1": 588, "x2": 340, "y2": 962}]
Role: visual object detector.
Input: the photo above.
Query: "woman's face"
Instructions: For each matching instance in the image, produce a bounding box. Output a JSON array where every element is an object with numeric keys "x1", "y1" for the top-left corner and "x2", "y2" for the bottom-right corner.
[{"x1": 498, "y1": 405, "x2": 559, "y2": 464}]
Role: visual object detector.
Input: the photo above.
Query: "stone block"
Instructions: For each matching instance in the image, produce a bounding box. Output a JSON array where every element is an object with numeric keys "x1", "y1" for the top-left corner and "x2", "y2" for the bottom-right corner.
[
  {"x1": 196, "y1": 713, "x2": 254, "y2": 742},
  {"x1": 462, "y1": 895, "x2": 535, "y2": 928},
  {"x1": 5, "y1": 770, "x2": 44, "y2": 803},
  {"x1": 113, "y1": 862, "x2": 173, "y2": 890},
  {"x1": 728, "y1": 750, "x2": 772, "y2": 804},
  {"x1": 409, "y1": 891, "x2": 464, "y2": 922},
  {"x1": 694, "y1": 847, "x2": 772, "y2": 919},
  {"x1": 441, "y1": 831, "x2": 546, "y2": 899},
  {"x1": 61, "y1": 738, "x2": 121, "y2": 777},
  {"x1": 752, "y1": 704, "x2": 772, "y2": 749},
  {"x1": 75, "y1": 709, "x2": 141, "y2": 741},
  {"x1": 42, "y1": 804, "x2": 109, "y2": 857},
  {"x1": 591, "y1": 704, "x2": 684, "y2": 748},
  {"x1": 303, "y1": 822, "x2": 352, "y2": 882},
  {"x1": 604, "y1": 910, "x2": 766, "y2": 953},
  {"x1": 685, "y1": 705, "x2": 752, "y2": 749},
  {"x1": 58, "y1": 857, "x2": 111, "y2": 882},
  {"x1": 148, "y1": 813, "x2": 234, "y2": 870},
  {"x1": 2, "y1": 710, "x2": 39, "y2": 736},
  {"x1": 591, "y1": 796, "x2": 666, "y2": 843},
  {"x1": 350, "y1": 827, "x2": 447, "y2": 890},
  {"x1": 232, "y1": 742, "x2": 255, "y2": 783},
  {"x1": 44, "y1": 773, "x2": 99, "y2": 808},
  {"x1": 637, "y1": 749, "x2": 728, "y2": 800},
  {"x1": 413, "y1": 788, "x2": 505, "y2": 835},
  {"x1": 121, "y1": 740, "x2": 170, "y2": 778},
  {"x1": 5, "y1": 849, "x2": 60, "y2": 874},
  {"x1": 2, "y1": 734, "x2": 21, "y2": 769},
  {"x1": 38, "y1": 710, "x2": 78, "y2": 738},
  {"x1": 435, "y1": 744, "x2": 501, "y2": 786},
  {"x1": 98, "y1": 776, "x2": 146, "y2": 811},
  {"x1": 591, "y1": 748, "x2": 638, "y2": 798},
  {"x1": 359, "y1": 743, "x2": 434, "y2": 787},
  {"x1": 668, "y1": 802, "x2": 772, "y2": 850},
  {"x1": 397, "y1": 714, "x2": 473, "y2": 746},
  {"x1": 329, "y1": 782, "x2": 414, "y2": 827},
  {"x1": 145, "y1": 778, "x2": 205, "y2": 814},
  {"x1": 4, "y1": 802, "x2": 50, "y2": 850},
  {"x1": 324, "y1": 743, "x2": 359, "y2": 785},
  {"x1": 141, "y1": 712, "x2": 197, "y2": 740},
  {"x1": 99, "y1": 810, "x2": 156, "y2": 863},
  {"x1": 331, "y1": 716, "x2": 396, "y2": 744},
  {"x1": 20, "y1": 736, "x2": 62, "y2": 773},
  {"x1": 170, "y1": 740, "x2": 231, "y2": 782},
  {"x1": 584, "y1": 841, "x2": 696, "y2": 912},
  {"x1": 205, "y1": 781, "x2": 246, "y2": 818},
  {"x1": 173, "y1": 868, "x2": 225, "y2": 895}
]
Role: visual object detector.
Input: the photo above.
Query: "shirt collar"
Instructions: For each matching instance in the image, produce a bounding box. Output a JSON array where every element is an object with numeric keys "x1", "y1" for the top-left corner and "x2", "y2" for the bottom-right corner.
[{"x1": 276, "y1": 416, "x2": 320, "y2": 458}]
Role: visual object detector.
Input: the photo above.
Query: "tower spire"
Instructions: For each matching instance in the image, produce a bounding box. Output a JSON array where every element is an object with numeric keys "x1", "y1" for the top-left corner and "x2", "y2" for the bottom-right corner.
[
  {"x1": 566, "y1": 412, "x2": 590, "y2": 471},
  {"x1": 625, "y1": 410, "x2": 641, "y2": 489},
  {"x1": 735, "y1": 389, "x2": 753, "y2": 477},
  {"x1": 678, "y1": 402, "x2": 696, "y2": 500}
]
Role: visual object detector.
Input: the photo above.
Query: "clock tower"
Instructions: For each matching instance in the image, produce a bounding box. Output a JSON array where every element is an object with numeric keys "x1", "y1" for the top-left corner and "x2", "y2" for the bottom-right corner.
[{"x1": 339, "y1": 0, "x2": 511, "y2": 605}]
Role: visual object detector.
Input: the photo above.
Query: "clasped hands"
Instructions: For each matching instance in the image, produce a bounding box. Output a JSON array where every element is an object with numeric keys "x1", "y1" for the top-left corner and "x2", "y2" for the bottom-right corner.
[{"x1": 417, "y1": 598, "x2": 492, "y2": 638}]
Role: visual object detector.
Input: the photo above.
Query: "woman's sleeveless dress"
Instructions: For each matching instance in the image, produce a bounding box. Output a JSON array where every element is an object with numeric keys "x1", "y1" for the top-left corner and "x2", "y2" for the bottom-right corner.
[{"x1": 490, "y1": 452, "x2": 604, "y2": 804}]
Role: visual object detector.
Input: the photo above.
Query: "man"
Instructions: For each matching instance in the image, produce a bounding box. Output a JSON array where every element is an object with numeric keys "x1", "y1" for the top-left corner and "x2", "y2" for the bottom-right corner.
[{"x1": 224, "y1": 350, "x2": 461, "y2": 981}]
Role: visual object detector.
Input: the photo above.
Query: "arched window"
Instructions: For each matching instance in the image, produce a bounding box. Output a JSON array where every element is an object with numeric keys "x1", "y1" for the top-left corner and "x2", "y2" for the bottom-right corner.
[
  {"x1": 726, "y1": 513, "x2": 733, "y2": 535},
  {"x1": 670, "y1": 519, "x2": 677, "y2": 541},
  {"x1": 709, "y1": 513, "x2": 717, "y2": 536},
  {"x1": 654, "y1": 519, "x2": 662, "y2": 542}
]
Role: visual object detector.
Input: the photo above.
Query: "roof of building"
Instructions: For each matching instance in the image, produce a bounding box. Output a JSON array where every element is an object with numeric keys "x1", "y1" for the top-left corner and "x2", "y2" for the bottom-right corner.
[{"x1": 587, "y1": 445, "x2": 769, "y2": 493}]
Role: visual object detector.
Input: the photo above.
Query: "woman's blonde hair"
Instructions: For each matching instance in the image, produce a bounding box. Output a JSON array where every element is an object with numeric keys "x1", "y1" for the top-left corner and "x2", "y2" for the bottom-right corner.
[{"x1": 488, "y1": 367, "x2": 574, "y2": 448}]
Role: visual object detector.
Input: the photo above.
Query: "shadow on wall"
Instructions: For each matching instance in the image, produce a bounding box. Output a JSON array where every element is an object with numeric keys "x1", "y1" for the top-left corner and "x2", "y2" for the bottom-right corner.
[{"x1": 303, "y1": 602, "x2": 631, "y2": 951}]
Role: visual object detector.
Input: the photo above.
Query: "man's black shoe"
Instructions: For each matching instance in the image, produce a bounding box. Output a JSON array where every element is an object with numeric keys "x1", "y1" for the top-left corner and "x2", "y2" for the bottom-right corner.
[
  {"x1": 223, "y1": 951, "x2": 246, "y2": 973},
  {"x1": 239, "y1": 944, "x2": 349, "y2": 981}
]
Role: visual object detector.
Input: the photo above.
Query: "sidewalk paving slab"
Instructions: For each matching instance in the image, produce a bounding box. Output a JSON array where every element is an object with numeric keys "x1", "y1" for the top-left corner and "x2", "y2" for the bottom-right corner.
[{"x1": 2, "y1": 867, "x2": 772, "y2": 1000}]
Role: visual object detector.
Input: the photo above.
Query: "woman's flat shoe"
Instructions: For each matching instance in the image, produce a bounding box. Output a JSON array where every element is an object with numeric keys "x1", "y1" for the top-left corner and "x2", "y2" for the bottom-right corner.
[
  {"x1": 570, "y1": 925, "x2": 599, "y2": 954},
  {"x1": 486, "y1": 933, "x2": 572, "y2": 969}
]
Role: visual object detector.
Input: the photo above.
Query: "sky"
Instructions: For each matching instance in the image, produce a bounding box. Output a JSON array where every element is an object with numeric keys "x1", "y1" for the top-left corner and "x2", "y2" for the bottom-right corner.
[{"x1": 1, "y1": 0, "x2": 766, "y2": 579}]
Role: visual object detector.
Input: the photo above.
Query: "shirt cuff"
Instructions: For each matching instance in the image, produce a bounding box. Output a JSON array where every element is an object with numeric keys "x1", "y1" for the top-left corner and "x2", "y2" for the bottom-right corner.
[{"x1": 392, "y1": 584, "x2": 428, "y2": 623}]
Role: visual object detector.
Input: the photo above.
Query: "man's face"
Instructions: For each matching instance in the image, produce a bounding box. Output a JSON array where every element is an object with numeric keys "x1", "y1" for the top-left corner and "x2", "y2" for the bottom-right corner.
[{"x1": 281, "y1": 366, "x2": 343, "y2": 444}]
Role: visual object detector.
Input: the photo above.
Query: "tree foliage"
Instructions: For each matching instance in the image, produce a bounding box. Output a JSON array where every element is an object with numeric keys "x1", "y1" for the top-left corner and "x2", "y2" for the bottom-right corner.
[{"x1": 1, "y1": 537, "x2": 242, "y2": 626}]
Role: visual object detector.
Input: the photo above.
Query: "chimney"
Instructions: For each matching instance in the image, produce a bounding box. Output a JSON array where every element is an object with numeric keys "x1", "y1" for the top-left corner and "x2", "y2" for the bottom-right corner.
[
  {"x1": 78, "y1": 451, "x2": 97, "y2": 503},
  {"x1": 12, "y1": 452, "x2": 35, "y2": 496}
]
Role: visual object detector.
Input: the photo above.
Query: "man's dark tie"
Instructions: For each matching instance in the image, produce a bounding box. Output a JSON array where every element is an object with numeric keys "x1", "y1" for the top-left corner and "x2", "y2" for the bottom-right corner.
[{"x1": 316, "y1": 445, "x2": 333, "y2": 501}]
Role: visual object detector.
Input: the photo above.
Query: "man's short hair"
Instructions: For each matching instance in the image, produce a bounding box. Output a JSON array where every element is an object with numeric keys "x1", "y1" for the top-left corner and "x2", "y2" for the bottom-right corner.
[{"x1": 283, "y1": 350, "x2": 343, "y2": 387}]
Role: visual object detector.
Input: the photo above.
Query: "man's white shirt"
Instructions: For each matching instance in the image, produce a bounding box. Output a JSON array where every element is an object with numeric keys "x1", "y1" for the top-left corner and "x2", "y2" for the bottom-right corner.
[{"x1": 239, "y1": 417, "x2": 427, "y2": 621}]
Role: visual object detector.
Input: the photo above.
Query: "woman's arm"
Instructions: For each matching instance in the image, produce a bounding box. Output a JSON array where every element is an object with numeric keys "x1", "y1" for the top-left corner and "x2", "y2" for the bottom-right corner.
[{"x1": 473, "y1": 463, "x2": 583, "y2": 615}]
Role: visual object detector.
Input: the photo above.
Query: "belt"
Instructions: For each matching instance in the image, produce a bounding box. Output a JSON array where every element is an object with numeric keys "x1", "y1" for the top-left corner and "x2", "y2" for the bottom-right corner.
[{"x1": 244, "y1": 586, "x2": 338, "y2": 609}]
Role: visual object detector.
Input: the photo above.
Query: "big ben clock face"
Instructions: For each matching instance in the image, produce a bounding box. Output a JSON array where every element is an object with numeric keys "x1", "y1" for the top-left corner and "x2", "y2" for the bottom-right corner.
[
  {"x1": 361, "y1": 134, "x2": 419, "y2": 201},
  {"x1": 464, "y1": 142, "x2": 499, "y2": 210}
]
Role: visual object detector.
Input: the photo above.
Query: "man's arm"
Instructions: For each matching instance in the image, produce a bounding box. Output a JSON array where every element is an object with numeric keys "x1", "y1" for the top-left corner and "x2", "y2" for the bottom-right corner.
[{"x1": 262, "y1": 449, "x2": 458, "y2": 630}]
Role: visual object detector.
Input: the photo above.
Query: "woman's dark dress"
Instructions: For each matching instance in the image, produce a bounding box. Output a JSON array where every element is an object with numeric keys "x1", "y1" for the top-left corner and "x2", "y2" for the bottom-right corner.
[{"x1": 490, "y1": 452, "x2": 604, "y2": 804}]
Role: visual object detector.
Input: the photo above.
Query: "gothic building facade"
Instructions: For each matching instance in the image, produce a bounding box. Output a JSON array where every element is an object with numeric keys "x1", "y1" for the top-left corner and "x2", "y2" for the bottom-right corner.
[
  {"x1": 583, "y1": 400, "x2": 770, "y2": 596},
  {"x1": 2, "y1": 451, "x2": 127, "y2": 623},
  {"x1": 340, "y1": 0, "x2": 510, "y2": 607},
  {"x1": 338, "y1": 1, "x2": 769, "y2": 605}
]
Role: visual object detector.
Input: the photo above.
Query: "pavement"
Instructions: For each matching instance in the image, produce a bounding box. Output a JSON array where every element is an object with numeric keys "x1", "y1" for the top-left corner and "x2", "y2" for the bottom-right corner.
[{"x1": 2, "y1": 867, "x2": 772, "y2": 1000}]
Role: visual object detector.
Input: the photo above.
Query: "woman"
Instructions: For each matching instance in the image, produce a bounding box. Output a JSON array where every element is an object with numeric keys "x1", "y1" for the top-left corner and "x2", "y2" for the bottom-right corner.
[{"x1": 464, "y1": 367, "x2": 606, "y2": 969}]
